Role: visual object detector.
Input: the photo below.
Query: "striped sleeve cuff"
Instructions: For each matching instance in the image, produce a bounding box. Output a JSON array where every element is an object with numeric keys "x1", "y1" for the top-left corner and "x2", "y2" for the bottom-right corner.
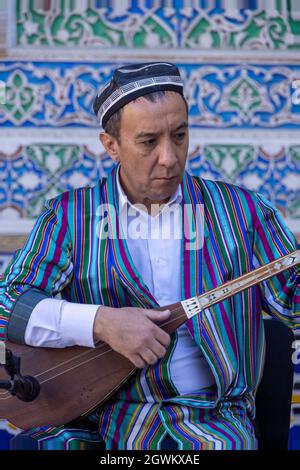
[{"x1": 7, "y1": 288, "x2": 50, "y2": 344}]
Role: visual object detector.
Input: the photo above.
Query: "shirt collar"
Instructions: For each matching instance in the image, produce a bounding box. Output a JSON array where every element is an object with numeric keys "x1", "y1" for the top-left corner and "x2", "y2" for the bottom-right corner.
[{"x1": 116, "y1": 165, "x2": 182, "y2": 214}]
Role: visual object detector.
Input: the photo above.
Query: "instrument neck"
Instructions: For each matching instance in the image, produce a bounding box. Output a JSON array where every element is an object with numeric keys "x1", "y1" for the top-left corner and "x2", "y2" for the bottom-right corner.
[{"x1": 160, "y1": 250, "x2": 299, "y2": 332}]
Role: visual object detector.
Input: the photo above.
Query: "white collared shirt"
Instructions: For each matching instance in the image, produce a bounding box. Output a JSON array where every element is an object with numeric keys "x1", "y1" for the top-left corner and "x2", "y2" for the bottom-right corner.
[{"x1": 25, "y1": 170, "x2": 215, "y2": 394}]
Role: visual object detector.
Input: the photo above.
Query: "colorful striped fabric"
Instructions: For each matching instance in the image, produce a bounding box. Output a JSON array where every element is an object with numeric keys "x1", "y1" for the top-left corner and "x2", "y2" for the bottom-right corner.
[
  {"x1": 9, "y1": 425, "x2": 105, "y2": 450},
  {"x1": 0, "y1": 166, "x2": 299, "y2": 450}
]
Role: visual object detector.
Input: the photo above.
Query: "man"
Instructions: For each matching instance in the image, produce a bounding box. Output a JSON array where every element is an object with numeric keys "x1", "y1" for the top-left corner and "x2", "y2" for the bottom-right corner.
[{"x1": 0, "y1": 62, "x2": 299, "y2": 450}]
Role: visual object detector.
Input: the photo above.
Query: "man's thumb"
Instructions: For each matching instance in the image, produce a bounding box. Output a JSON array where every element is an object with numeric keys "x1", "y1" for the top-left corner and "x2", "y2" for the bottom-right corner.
[{"x1": 145, "y1": 309, "x2": 171, "y2": 322}]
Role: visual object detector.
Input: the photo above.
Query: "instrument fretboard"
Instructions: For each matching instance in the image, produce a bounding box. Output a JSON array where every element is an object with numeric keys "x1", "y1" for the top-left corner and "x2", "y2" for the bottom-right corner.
[{"x1": 181, "y1": 250, "x2": 299, "y2": 319}]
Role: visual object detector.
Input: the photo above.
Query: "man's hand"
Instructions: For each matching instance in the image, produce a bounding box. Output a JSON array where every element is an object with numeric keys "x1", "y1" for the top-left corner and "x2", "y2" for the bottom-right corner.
[{"x1": 93, "y1": 306, "x2": 171, "y2": 368}]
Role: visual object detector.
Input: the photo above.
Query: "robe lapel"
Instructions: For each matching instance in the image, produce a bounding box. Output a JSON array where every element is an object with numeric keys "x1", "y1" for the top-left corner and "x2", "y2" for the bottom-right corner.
[
  {"x1": 181, "y1": 173, "x2": 228, "y2": 398},
  {"x1": 181, "y1": 172, "x2": 205, "y2": 339},
  {"x1": 104, "y1": 166, "x2": 159, "y2": 309}
]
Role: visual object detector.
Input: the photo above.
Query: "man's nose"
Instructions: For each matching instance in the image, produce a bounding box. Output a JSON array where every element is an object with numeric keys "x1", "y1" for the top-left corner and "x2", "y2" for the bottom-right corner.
[{"x1": 158, "y1": 141, "x2": 177, "y2": 167}]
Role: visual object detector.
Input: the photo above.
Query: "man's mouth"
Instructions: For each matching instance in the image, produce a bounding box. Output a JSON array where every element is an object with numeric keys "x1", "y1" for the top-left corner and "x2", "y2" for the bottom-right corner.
[{"x1": 155, "y1": 176, "x2": 177, "y2": 180}]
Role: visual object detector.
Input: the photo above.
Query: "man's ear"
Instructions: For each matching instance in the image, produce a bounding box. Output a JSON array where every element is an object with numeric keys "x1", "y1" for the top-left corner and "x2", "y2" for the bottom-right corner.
[{"x1": 99, "y1": 132, "x2": 119, "y2": 163}]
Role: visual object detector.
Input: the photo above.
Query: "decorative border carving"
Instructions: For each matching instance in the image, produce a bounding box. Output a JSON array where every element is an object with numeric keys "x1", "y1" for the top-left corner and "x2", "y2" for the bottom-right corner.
[
  {"x1": 13, "y1": 1, "x2": 300, "y2": 51},
  {"x1": 1, "y1": 61, "x2": 300, "y2": 128}
]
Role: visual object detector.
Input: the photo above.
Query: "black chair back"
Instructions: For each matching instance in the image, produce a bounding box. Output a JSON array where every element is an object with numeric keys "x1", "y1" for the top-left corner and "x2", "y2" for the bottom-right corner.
[{"x1": 255, "y1": 319, "x2": 295, "y2": 450}]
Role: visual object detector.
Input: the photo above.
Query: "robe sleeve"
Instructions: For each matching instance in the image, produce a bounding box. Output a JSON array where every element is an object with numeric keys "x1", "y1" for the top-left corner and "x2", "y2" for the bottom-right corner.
[
  {"x1": 0, "y1": 196, "x2": 73, "y2": 342},
  {"x1": 252, "y1": 192, "x2": 300, "y2": 329}
]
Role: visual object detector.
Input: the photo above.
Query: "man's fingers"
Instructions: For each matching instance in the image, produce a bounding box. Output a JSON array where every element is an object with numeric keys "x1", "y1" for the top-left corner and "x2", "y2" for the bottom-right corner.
[
  {"x1": 132, "y1": 354, "x2": 147, "y2": 369},
  {"x1": 131, "y1": 339, "x2": 168, "y2": 367},
  {"x1": 140, "y1": 348, "x2": 159, "y2": 366},
  {"x1": 152, "y1": 342, "x2": 167, "y2": 359},
  {"x1": 144, "y1": 309, "x2": 171, "y2": 347},
  {"x1": 154, "y1": 327, "x2": 171, "y2": 349}
]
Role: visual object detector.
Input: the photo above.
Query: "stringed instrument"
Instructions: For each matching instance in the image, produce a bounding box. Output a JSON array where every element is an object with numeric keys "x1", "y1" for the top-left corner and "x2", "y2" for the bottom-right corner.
[{"x1": 0, "y1": 250, "x2": 299, "y2": 429}]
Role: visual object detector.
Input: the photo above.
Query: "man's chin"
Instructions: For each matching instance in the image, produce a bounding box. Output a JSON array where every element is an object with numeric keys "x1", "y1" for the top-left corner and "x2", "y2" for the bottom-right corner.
[{"x1": 150, "y1": 191, "x2": 178, "y2": 205}]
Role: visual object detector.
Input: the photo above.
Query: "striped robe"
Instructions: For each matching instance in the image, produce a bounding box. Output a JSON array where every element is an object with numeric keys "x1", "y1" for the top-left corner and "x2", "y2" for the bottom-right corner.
[{"x1": 0, "y1": 167, "x2": 299, "y2": 450}]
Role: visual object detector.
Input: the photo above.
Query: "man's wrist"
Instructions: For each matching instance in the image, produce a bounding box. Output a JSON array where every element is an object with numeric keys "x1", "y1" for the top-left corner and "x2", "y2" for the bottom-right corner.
[{"x1": 93, "y1": 305, "x2": 114, "y2": 344}]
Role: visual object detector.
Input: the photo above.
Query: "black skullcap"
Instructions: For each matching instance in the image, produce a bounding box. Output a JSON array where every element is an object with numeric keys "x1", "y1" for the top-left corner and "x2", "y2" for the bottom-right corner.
[{"x1": 93, "y1": 62, "x2": 184, "y2": 128}]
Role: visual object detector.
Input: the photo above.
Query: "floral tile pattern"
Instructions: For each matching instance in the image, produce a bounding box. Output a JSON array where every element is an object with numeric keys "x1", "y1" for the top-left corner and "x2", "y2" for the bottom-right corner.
[{"x1": 1, "y1": 62, "x2": 300, "y2": 128}]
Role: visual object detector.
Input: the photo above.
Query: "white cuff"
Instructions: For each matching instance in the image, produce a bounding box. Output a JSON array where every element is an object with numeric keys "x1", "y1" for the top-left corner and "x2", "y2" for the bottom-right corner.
[
  {"x1": 25, "y1": 298, "x2": 99, "y2": 348},
  {"x1": 60, "y1": 301, "x2": 99, "y2": 348}
]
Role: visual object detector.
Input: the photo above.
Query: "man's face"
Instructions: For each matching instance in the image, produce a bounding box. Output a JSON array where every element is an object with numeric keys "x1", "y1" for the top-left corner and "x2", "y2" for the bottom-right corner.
[{"x1": 101, "y1": 91, "x2": 189, "y2": 209}]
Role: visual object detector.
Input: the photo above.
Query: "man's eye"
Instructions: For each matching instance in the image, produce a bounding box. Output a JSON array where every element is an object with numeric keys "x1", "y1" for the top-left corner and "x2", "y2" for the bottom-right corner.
[
  {"x1": 142, "y1": 139, "x2": 156, "y2": 146},
  {"x1": 174, "y1": 132, "x2": 186, "y2": 140}
]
